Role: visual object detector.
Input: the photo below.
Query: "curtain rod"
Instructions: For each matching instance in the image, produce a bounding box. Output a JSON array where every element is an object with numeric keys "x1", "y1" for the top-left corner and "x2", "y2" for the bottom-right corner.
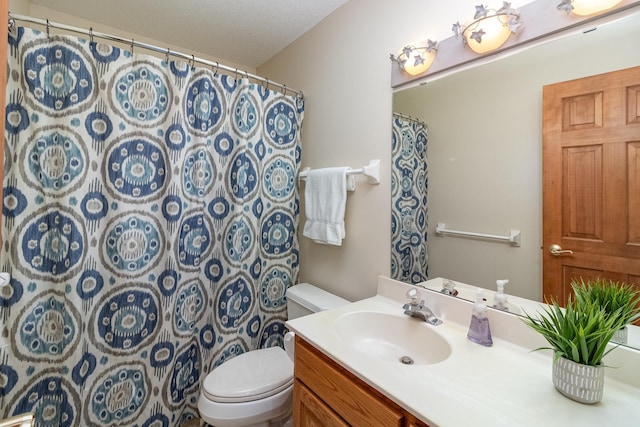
[
  {"x1": 393, "y1": 112, "x2": 426, "y2": 127},
  {"x1": 8, "y1": 13, "x2": 303, "y2": 99}
]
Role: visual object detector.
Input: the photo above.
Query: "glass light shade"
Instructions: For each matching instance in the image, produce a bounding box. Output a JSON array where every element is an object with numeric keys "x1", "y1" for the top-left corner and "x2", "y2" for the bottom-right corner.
[
  {"x1": 570, "y1": 0, "x2": 623, "y2": 15},
  {"x1": 463, "y1": 14, "x2": 512, "y2": 54},
  {"x1": 396, "y1": 45, "x2": 436, "y2": 76}
]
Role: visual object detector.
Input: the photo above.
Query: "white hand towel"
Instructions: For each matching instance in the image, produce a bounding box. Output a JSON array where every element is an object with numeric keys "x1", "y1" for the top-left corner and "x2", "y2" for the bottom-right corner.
[{"x1": 303, "y1": 167, "x2": 350, "y2": 245}]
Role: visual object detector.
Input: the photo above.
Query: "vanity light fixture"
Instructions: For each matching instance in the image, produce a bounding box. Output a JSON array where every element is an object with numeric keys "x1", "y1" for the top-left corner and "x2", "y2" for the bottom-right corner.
[
  {"x1": 557, "y1": 0, "x2": 623, "y2": 15},
  {"x1": 390, "y1": 40, "x2": 438, "y2": 76},
  {"x1": 452, "y1": 2, "x2": 523, "y2": 54}
]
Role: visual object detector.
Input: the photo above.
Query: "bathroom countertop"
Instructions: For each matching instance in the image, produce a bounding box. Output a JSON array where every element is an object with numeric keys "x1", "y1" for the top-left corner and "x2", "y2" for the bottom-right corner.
[{"x1": 286, "y1": 277, "x2": 640, "y2": 427}]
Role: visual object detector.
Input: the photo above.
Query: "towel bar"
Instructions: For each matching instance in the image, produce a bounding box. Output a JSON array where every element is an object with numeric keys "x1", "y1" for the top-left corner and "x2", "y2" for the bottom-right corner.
[
  {"x1": 0, "y1": 413, "x2": 34, "y2": 427},
  {"x1": 299, "y1": 159, "x2": 380, "y2": 185},
  {"x1": 435, "y1": 223, "x2": 521, "y2": 247}
]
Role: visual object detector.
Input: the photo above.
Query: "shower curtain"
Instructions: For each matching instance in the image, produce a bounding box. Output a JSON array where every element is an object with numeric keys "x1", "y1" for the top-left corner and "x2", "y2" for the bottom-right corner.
[
  {"x1": 0, "y1": 27, "x2": 303, "y2": 427},
  {"x1": 391, "y1": 114, "x2": 428, "y2": 284}
]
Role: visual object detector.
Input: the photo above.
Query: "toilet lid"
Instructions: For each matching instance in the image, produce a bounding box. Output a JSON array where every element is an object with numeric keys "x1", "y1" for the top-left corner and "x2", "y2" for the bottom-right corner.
[{"x1": 202, "y1": 347, "x2": 294, "y2": 403}]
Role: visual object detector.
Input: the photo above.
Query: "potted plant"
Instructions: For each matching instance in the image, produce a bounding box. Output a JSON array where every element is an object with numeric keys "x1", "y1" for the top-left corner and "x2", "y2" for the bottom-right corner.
[
  {"x1": 571, "y1": 278, "x2": 640, "y2": 345},
  {"x1": 522, "y1": 295, "x2": 627, "y2": 404}
]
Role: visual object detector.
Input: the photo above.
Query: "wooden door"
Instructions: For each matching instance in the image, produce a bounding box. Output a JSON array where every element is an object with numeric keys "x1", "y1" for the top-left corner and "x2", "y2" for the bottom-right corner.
[{"x1": 542, "y1": 66, "x2": 640, "y2": 304}]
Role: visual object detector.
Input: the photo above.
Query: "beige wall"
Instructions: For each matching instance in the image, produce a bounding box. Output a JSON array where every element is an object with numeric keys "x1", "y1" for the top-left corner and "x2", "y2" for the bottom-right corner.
[{"x1": 258, "y1": 0, "x2": 531, "y2": 301}]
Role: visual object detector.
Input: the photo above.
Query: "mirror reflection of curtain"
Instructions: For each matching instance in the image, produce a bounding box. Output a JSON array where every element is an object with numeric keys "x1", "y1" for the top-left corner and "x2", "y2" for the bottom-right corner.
[
  {"x1": 391, "y1": 114, "x2": 428, "y2": 284},
  {"x1": 1, "y1": 27, "x2": 303, "y2": 426}
]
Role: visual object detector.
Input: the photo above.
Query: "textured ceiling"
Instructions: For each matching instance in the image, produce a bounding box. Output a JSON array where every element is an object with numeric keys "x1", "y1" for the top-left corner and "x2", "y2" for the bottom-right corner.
[{"x1": 28, "y1": 0, "x2": 349, "y2": 68}]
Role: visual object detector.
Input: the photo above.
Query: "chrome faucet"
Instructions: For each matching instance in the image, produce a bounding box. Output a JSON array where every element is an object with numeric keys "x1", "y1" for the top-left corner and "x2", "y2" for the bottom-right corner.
[{"x1": 403, "y1": 289, "x2": 442, "y2": 325}]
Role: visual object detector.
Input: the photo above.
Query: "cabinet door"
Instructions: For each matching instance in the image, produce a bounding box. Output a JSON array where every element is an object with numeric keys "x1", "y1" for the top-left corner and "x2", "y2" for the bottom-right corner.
[
  {"x1": 294, "y1": 380, "x2": 349, "y2": 427},
  {"x1": 295, "y1": 336, "x2": 404, "y2": 427},
  {"x1": 406, "y1": 414, "x2": 431, "y2": 427}
]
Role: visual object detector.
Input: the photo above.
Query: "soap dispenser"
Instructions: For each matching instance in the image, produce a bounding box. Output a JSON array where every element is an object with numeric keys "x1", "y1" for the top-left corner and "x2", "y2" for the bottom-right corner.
[
  {"x1": 493, "y1": 279, "x2": 509, "y2": 312},
  {"x1": 467, "y1": 288, "x2": 493, "y2": 347}
]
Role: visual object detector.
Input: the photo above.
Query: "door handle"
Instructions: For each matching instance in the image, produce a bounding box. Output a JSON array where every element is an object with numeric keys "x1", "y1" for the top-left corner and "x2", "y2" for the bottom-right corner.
[{"x1": 549, "y1": 244, "x2": 573, "y2": 256}]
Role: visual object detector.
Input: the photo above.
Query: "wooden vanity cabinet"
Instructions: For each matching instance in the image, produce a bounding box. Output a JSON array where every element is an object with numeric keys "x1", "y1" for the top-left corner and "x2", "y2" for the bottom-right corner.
[{"x1": 293, "y1": 336, "x2": 430, "y2": 427}]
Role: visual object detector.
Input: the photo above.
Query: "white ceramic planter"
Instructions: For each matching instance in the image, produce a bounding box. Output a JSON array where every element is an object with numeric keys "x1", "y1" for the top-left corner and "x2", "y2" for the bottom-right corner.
[{"x1": 552, "y1": 355, "x2": 604, "y2": 404}]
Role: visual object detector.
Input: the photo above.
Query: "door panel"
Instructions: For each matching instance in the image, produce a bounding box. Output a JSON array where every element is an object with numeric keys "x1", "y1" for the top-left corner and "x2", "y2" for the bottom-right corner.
[
  {"x1": 562, "y1": 145, "x2": 602, "y2": 240},
  {"x1": 629, "y1": 142, "x2": 640, "y2": 244},
  {"x1": 627, "y1": 85, "x2": 640, "y2": 124},
  {"x1": 543, "y1": 66, "x2": 640, "y2": 304},
  {"x1": 562, "y1": 91, "x2": 602, "y2": 131}
]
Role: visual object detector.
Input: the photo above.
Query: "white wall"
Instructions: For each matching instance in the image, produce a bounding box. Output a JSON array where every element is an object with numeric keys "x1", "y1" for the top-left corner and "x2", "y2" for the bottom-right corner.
[{"x1": 257, "y1": 0, "x2": 531, "y2": 301}]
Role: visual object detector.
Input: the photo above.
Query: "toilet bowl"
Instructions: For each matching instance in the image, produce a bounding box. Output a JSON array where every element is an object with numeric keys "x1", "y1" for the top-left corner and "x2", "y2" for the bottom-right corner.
[
  {"x1": 197, "y1": 347, "x2": 293, "y2": 427},
  {"x1": 197, "y1": 283, "x2": 349, "y2": 427}
]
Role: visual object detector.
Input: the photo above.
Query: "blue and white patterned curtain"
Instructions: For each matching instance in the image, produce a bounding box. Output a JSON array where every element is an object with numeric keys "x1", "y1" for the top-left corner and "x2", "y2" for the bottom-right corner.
[
  {"x1": 391, "y1": 114, "x2": 428, "y2": 284},
  {"x1": 0, "y1": 27, "x2": 303, "y2": 427}
]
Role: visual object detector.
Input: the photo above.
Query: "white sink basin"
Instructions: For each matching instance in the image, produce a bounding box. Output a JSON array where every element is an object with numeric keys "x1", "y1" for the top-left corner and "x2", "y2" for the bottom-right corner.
[{"x1": 333, "y1": 311, "x2": 451, "y2": 365}]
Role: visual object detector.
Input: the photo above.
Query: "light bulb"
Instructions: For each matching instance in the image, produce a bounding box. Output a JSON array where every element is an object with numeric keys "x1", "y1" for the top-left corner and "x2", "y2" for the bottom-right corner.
[
  {"x1": 570, "y1": 0, "x2": 623, "y2": 16},
  {"x1": 463, "y1": 14, "x2": 512, "y2": 54},
  {"x1": 395, "y1": 42, "x2": 437, "y2": 76}
]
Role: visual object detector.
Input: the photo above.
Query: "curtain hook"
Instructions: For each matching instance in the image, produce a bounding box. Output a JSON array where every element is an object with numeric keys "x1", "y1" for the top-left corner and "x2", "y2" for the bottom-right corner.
[
  {"x1": 283, "y1": 85, "x2": 287, "y2": 96},
  {"x1": 165, "y1": 48, "x2": 170, "y2": 64},
  {"x1": 46, "y1": 19, "x2": 50, "y2": 40},
  {"x1": 130, "y1": 38, "x2": 134, "y2": 55},
  {"x1": 234, "y1": 68, "x2": 238, "y2": 81},
  {"x1": 190, "y1": 54, "x2": 195, "y2": 70},
  {"x1": 214, "y1": 61, "x2": 219, "y2": 76},
  {"x1": 264, "y1": 78, "x2": 269, "y2": 91},
  {"x1": 8, "y1": 17, "x2": 16, "y2": 38},
  {"x1": 89, "y1": 27, "x2": 94, "y2": 43}
]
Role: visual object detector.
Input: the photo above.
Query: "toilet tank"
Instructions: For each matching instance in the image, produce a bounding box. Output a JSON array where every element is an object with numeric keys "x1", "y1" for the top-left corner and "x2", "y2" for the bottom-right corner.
[{"x1": 286, "y1": 283, "x2": 350, "y2": 320}]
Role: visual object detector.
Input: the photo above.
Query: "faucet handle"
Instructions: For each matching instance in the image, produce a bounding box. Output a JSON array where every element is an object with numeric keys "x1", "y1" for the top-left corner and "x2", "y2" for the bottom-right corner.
[
  {"x1": 442, "y1": 279, "x2": 459, "y2": 296},
  {"x1": 405, "y1": 288, "x2": 422, "y2": 306}
]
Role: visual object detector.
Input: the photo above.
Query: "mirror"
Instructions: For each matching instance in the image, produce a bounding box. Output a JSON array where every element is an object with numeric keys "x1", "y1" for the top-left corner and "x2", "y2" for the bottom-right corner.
[
  {"x1": 391, "y1": 10, "x2": 640, "y2": 350},
  {"x1": 419, "y1": 277, "x2": 640, "y2": 349}
]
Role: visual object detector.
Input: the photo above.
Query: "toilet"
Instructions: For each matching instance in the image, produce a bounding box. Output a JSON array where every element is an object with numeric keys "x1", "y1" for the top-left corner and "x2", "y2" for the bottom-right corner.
[{"x1": 197, "y1": 283, "x2": 350, "y2": 427}]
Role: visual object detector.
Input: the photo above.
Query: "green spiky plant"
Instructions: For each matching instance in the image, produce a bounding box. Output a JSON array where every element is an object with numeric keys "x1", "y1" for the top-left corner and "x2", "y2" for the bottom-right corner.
[
  {"x1": 522, "y1": 295, "x2": 627, "y2": 366},
  {"x1": 571, "y1": 278, "x2": 640, "y2": 327}
]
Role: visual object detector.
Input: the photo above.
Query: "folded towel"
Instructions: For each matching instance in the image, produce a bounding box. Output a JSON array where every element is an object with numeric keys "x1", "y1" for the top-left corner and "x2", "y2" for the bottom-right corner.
[{"x1": 303, "y1": 167, "x2": 350, "y2": 245}]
